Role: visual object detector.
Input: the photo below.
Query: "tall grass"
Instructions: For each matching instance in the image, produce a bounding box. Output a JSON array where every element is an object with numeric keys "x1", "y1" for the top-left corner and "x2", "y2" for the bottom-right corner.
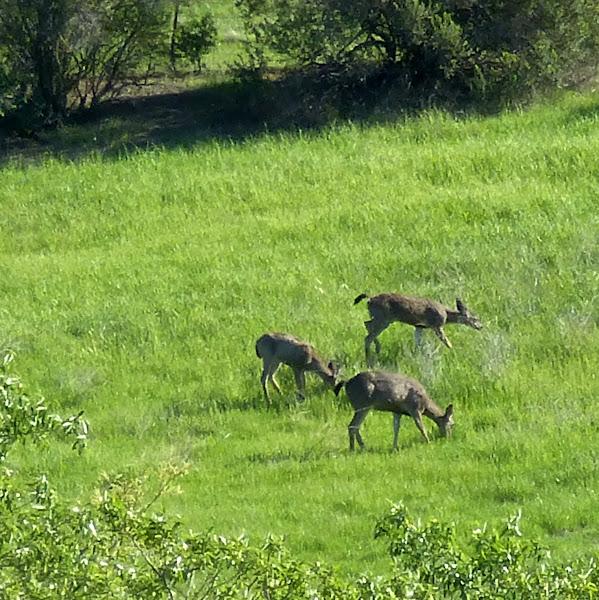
[{"x1": 1, "y1": 91, "x2": 599, "y2": 575}]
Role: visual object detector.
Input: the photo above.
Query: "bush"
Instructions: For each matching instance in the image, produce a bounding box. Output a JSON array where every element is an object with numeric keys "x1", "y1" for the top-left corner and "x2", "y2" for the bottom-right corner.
[
  {"x1": 236, "y1": 0, "x2": 599, "y2": 104},
  {"x1": 375, "y1": 502, "x2": 599, "y2": 599},
  {"x1": 0, "y1": 352, "x2": 87, "y2": 459},
  {"x1": 0, "y1": 0, "x2": 205, "y2": 132},
  {"x1": 173, "y1": 13, "x2": 218, "y2": 73}
]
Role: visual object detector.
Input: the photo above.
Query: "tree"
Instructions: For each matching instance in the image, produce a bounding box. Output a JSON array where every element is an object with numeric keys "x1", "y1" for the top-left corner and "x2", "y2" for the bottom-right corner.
[
  {"x1": 168, "y1": 1, "x2": 218, "y2": 74},
  {"x1": 0, "y1": 0, "x2": 173, "y2": 131},
  {"x1": 0, "y1": 0, "x2": 80, "y2": 129},
  {"x1": 236, "y1": 0, "x2": 599, "y2": 103},
  {"x1": 69, "y1": 0, "x2": 170, "y2": 109}
]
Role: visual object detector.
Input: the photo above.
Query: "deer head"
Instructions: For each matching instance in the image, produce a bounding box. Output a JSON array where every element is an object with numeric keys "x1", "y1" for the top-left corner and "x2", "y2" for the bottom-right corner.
[
  {"x1": 456, "y1": 299, "x2": 483, "y2": 330},
  {"x1": 438, "y1": 404, "x2": 454, "y2": 437}
]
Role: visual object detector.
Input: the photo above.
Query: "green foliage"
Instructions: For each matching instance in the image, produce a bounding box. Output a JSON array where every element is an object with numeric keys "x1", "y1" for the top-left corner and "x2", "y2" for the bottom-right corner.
[
  {"x1": 0, "y1": 352, "x2": 87, "y2": 460},
  {"x1": 4, "y1": 466, "x2": 599, "y2": 598},
  {"x1": 72, "y1": 0, "x2": 171, "y2": 108},
  {"x1": 0, "y1": 0, "x2": 221, "y2": 131},
  {"x1": 0, "y1": 465, "x2": 372, "y2": 598},
  {"x1": 237, "y1": 0, "x2": 599, "y2": 102},
  {"x1": 173, "y1": 13, "x2": 218, "y2": 72},
  {"x1": 0, "y1": 0, "x2": 80, "y2": 129},
  {"x1": 375, "y1": 503, "x2": 599, "y2": 598}
]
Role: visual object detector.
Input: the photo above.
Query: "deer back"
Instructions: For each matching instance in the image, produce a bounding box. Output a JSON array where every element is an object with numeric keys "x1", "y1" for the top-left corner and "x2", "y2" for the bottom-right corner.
[
  {"x1": 347, "y1": 371, "x2": 454, "y2": 435},
  {"x1": 344, "y1": 371, "x2": 422, "y2": 411},
  {"x1": 369, "y1": 294, "x2": 448, "y2": 328},
  {"x1": 257, "y1": 332, "x2": 335, "y2": 376}
]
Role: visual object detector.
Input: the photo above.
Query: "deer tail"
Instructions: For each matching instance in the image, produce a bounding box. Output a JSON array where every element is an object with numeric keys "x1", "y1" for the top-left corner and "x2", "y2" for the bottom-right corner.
[
  {"x1": 353, "y1": 293, "x2": 370, "y2": 305},
  {"x1": 334, "y1": 381, "x2": 346, "y2": 396}
]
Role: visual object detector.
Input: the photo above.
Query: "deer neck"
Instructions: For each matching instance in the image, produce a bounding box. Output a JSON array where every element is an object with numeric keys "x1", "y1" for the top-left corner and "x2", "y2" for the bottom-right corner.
[
  {"x1": 445, "y1": 309, "x2": 463, "y2": 324},
  {"x1": 424, "y1": 401, "x2": 445, "y2": 423},
  {"x1": 308, "y1": 357, "x2": 334, "y2": 382},
  {"x1": 315, "y1": 367, "x2": 335, "y2": 385}
]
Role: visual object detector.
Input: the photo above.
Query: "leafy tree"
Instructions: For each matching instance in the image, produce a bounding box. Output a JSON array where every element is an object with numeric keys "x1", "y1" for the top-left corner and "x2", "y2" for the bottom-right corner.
[
  {"x1": 168, "y1": 1, "x2": 217, "y2": 73},
  {"x1": 236, "y1": 0, "x2": 599, "y2": 103},
  {"x1": 69, "y1": 0, "x2": 171, "y2": 109},
  {"x1": 0, "y1": 0, "x2": 218, "y2": 132},
  {"x1": 0, "y1": 0, "x2": 80, "y2": 129},
  {"x1": 172, "y1": 13, "x2": 217, "y2": 73}
]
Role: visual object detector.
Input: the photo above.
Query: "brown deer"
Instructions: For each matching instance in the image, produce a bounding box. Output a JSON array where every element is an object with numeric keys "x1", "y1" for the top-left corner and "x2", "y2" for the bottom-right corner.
[
  {"x1": 334, "y1": 370, "x2": 454, "y2": 451},
  {"x1": 255, "y1": 332, "x2": 339, "y2": 406},
  {"x1": 354, "y1": 293, "x2": 482, "y2": 365}
]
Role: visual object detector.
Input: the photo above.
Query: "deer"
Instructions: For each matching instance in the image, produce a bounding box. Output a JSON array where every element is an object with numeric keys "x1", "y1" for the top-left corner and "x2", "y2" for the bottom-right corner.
[
  {"x1": 334, "y1": 370, "x2": 454, "y2": 451},
  {"x1": 255, "y1": 332, "x2": 339, "y2": 406},
  {"x1": 354, "y1": 293, "x2": 482, "y2": 366}
]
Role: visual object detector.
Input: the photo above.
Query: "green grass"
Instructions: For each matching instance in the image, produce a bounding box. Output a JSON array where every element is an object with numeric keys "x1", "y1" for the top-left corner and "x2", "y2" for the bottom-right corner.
[
  {"x1": 203, "y1": 0, "x2": 246, "y2": 70},
  {"x1": 167, "y1": 0, "x2": 246, "y2": 72},
  {"x1": 2, "y1": 90, "x2": 599, "y2": 576}
]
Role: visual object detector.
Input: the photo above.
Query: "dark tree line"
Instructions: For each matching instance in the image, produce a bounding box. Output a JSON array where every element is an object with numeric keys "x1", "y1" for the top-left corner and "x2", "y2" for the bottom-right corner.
[
  {"x1": 2, "y1": 0, "x2": 598, "y2": 134},
  {"x1": 236, "y1": 0, "x2": 599, "y2": 104}
]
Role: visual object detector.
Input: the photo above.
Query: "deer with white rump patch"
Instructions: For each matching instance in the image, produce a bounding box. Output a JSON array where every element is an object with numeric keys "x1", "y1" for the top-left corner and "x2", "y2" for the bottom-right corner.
[
  {"x1": 255, "y1": 332, "x2": 339, "y2": 406},
  {"x1": 354, "y1": 293, "x2": 482, "y2": 366},
  {"x1": 334, "y1": 370, "x2": 454, "y2": 451}
]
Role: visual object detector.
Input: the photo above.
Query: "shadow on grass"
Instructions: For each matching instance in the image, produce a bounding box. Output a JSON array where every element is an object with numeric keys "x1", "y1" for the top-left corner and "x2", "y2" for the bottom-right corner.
[
  {"x1": 2, "y1": 64, "x2": 595, "y2": 167},
  {"x1": 245, "y1": 437, "x2": 437, "y2": 463},
  {"x1": 247, "y1": 447, "x2": 341, "y2": 465},
  {"x1": 0, "y1": 68, "x2": 490, "y2": 166}
]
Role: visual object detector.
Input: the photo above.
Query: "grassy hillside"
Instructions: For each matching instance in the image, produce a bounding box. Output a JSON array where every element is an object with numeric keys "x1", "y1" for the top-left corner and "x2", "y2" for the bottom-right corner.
[{"x1": 1, "y1": 90, "x2": 599, "y2": 576}]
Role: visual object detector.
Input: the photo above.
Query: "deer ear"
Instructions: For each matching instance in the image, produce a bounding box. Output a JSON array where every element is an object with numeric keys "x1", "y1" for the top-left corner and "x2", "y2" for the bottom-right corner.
[
  {"x1": 445, "y1": 404, "x2": 454, "y2": 418},
  {"x1": 456, "y1": 299, "x2": 466, "y2": 314}
]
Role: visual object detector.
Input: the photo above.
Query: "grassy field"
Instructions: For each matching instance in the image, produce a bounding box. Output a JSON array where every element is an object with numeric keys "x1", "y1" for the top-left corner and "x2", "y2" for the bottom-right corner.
[{"x1": 1, "y1": 89, "x2": 599, "y2": 577}]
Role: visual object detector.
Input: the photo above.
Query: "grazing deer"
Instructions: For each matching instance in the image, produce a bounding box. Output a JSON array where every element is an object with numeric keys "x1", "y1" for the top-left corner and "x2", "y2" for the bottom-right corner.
[
  {"x1": 354, "y1": 293, "x2": 482, "y2": 365},
  {"x1": 255, "y1": 332, "x2": 339, "y2": 406},
  {"x1": 334, "y1": 370, "x2": 454, "y2": 451}
]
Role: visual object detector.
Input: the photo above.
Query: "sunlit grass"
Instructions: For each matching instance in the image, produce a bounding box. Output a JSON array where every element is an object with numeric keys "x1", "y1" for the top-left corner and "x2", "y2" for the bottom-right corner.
[{"x1": 1, "y1": 90, "x2": 599, "y2": 575}]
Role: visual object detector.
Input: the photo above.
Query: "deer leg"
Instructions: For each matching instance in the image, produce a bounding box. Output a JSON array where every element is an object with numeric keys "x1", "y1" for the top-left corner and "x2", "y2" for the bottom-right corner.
[
  {"x1": 292, "y1": 368, "x2": 306, "y2": 402},
  {"x1": 269, "y1": 363, "x2": 283, "y2": 394},
  {"x1": 365, "y1": 319, "x2": 390, "y2": 367},
  {"x1": 348, "y1": 408, "x2": 370, "y2": 451},
  {"x1": 261, "y1": 360, "x2": 281, "y2": 405},
  {"x1": 414, "y1": 327, "x2": 424, "y2": 347},
  {"x1": 392, "y1": 413, "x2": 402, "y2": 451},
  {"x1": 433, "y1": 326, "x2": 452, "y2": 349},
  {"x1": 411, "y1": 412, "x2": 430, "y2": 443},
  {"x1": 260, "y1": 365, "x2": 271, "y2": 405},
  {"x1": 364, "y1": 323, "x2": 374, "y2": 366}
]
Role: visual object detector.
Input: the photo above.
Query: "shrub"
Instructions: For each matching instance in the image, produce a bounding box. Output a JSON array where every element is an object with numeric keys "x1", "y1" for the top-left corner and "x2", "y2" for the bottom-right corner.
[
  {"x1": 236, "y1": 0, "x2": 599, "y2": 104},
  {"x1": 173, "y1": 13, "x2": 218, "y2": 73},
  {"x1": 375, "y1": 502, "x2": 599, "y2": 599},
  {"x1": 0, "y1": 352, "x2": 87, "y2": 459},
  {"x1": 0, "y1": 0, "x2": 201, "y2": 131}
]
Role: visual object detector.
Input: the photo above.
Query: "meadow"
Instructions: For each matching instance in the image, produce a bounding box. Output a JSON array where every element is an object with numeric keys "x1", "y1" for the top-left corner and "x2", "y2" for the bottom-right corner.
[{"x1": 1, "y1": 89, "x2": 599, "y2": 577}]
